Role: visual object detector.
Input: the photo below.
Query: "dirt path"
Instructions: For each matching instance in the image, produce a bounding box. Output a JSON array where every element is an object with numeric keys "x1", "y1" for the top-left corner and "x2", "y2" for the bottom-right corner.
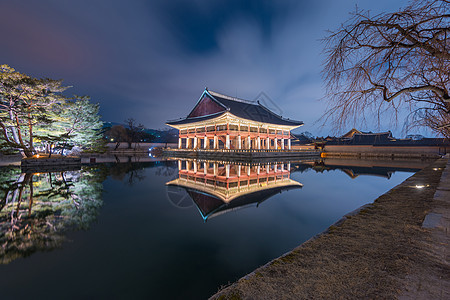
[{"x1": 211, "y1": 157, "x2": 450, "y2": 300}]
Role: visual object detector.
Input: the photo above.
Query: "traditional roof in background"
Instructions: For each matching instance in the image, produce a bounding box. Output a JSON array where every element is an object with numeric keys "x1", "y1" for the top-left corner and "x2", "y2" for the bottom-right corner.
[
  {"x1": 166, "y1": 89, "x2": 303, "y2": 127},
  {"x1": 326, "y1": 131, "x2": 450, "y2": 146},
  {"x1": 340, "y1": 128, "x2": 390, "y2": 139},
  {"x1": 291, "y1": 133, "x2": 314, "y2": 145}
]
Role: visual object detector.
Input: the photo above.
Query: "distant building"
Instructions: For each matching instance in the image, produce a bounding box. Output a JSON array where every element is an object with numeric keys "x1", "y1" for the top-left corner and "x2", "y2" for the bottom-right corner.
[
  {"x1": 166, "y1": 89, "x2": 303, "y2": 150},
  {"x1": 322, "y1": 128, "x2": 449, "y2": 157}
]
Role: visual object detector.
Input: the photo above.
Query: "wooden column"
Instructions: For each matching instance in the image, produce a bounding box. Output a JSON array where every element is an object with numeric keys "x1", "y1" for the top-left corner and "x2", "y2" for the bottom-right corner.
[
  {"x1": 226, "y1": 134, "x2": 230, "y2": 149},
  {"x1": 288, "y1": 138, "x2": 291, "y2": 150},
  {"x1": 281, "y1": 138, "x2": 285, "y2": 150},
  {"x1": 178, "y1": 137, "x2": 182, "y2": 149},
  {"x1": 204, "y1": 136, "x2": 208, "y2": 149},
  {"x1": 237, "y1": 135, "x2": 242, "y2": 149}
]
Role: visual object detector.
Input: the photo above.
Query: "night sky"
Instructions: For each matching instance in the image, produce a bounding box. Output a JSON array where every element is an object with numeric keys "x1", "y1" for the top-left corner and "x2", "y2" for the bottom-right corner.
[{"x1": 1, "y1": 0, "x2": 411, "y2": 136}]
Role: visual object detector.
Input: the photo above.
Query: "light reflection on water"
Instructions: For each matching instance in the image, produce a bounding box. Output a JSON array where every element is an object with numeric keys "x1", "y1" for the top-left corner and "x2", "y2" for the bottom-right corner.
[{"x1": 0, "y1": 157, "x2": 430, "y2": 299}]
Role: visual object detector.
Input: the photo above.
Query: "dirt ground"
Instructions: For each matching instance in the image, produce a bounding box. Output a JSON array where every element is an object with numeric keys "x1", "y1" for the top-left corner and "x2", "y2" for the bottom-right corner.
[{"x1": 210, "y1": 157, "x2": 450, "y2": 300}]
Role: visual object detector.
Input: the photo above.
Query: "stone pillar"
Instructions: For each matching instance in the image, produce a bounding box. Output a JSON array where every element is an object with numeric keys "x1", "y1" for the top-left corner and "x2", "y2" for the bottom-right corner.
[
  {"x1": 204, "y1": 136, "x2": 208, "y2": 149},
  {"x1": 288, "y1": 138, "x2": 291, "y2": 150},
  {"x1": 214, "y1": 136, "x2": 218, "y2": 149},
  {"x1": 226, "y1": 134, "x2": 230, "y2": 149},
  {"x1": 257, "y1": 136, "x2": 261, "y2": 149},
  {"x1": 237, "y1": 135, "x2": 242, "y2": 149},
  {"x1": 281, "y1": 138, "x2": 285, "y2": 150},
  {"x1": 266, "y1": 137, "x2": 270, "y2": 150},
  {"x1": 178, "y1": 137, "x2": 182, "y2": 149}
]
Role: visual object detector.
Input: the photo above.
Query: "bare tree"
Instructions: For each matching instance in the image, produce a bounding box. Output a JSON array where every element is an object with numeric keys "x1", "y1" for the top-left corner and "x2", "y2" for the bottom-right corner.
[
  {"x1": 124, "y1": 118, "x2": 144, "y2": 149},
  {"x1": 107, "y1": 125, "x2": 128, "y2": 150},
  {"x1": 322, "y1": 0, "x2": 450, "y2": 137}
]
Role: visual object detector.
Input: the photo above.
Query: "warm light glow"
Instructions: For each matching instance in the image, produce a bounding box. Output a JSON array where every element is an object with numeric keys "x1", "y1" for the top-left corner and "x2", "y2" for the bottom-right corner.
[
  {"x1": 36, "y1": 154, "x2": 40, "y2": 158},
  {"x1": 415, "y1": 185, "x2": 425, "y2": 189}
]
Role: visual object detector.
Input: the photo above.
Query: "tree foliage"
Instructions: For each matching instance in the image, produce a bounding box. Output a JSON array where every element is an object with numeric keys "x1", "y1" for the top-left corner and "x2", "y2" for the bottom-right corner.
[
  {"x1": 0, "y1": 65, "x2": 104, "y2": 156},
  {"x1": 322, "y1": 0, "x2": 450, "y2": 137},
  {"x1": 0, "y1": 65, "x2": 67, "y2": 156}
]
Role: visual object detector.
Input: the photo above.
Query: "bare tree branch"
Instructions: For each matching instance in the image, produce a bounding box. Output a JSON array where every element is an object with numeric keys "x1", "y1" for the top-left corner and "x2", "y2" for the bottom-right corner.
[{"x1": 322, "y1": 0, "x2": 450, "y2": 136}]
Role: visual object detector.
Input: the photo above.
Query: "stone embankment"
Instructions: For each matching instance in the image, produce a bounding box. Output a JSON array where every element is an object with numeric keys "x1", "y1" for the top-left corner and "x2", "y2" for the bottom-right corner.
[
  {"x1": 163, "y1": 149, "x2": 321, "y2": 162},
  {"x1": 211, "y1": 156, "x2": 450, "y2": 299}
]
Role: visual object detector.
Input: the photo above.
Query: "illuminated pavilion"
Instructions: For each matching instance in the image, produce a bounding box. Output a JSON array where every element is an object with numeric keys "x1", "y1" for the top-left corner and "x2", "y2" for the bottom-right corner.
[{"x1": 166, "y1": 89, "x2": 303, "y2": 150}]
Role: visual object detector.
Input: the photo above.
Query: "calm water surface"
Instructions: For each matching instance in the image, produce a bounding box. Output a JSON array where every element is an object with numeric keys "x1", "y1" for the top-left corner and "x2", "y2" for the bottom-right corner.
[{"x1": 0, "y1": 158, "x2": 423, "y2": 299}]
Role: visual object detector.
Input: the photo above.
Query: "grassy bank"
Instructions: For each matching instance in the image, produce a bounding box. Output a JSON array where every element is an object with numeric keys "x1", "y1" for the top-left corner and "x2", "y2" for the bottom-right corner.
[{"x1": 211, "y1": 157, "x2": 449, "y2": 299}]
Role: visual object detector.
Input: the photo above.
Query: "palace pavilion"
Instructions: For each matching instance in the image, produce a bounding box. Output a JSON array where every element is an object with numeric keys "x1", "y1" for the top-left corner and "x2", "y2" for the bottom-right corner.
[{"x1": 166, "y1": 89, "x2": 303, "y2": 150}]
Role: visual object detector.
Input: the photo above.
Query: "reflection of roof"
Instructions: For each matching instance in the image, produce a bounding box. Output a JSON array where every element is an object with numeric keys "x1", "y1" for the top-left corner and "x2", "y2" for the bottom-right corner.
[
  {"x1": 167, "y1": 89, "x2": 303, "y2": 127},
  {"x1": 166, "y1": 178, "x2": 302, "y2": 221},
  {"x1": 309, "y1": 163, "x2": 421, "y2": 179}
]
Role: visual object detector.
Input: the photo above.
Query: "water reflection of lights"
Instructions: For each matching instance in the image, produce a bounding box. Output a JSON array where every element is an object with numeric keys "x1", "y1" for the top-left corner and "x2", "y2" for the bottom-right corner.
[{"x1": 413, "y1": 184, "x2": 429, "y2": 189}]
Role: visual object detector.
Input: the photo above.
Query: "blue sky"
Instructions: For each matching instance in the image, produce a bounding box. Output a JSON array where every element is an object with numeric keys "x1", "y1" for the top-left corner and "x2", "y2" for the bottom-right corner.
[{"x1": 0, "y1": 0, "x2": 415, "y2": 136}]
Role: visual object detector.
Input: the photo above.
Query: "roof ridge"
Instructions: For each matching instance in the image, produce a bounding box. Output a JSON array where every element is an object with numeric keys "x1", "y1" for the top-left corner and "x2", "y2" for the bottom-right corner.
[
  {"x1": 208, "y1": 90, "x2": 256, "y2": 105},
  {"x1": 167, "y1": 111, "x2": 224, "y2": 122}
]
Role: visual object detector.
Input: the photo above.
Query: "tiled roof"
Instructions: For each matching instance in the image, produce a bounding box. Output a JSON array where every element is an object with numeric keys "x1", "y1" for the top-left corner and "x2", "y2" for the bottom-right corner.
[
  {"x1": 167, "y1": 89, "x2": 303, "y2": 127},
  {"x1": 210, "y1": 91, "x2": 303, "y2": 126},
  {"x1": 166, "y1": 111, "x2": 225, "y2": 126}
]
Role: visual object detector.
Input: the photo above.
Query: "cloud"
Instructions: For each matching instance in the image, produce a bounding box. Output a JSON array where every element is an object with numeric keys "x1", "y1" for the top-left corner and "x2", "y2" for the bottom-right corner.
[{"x1": 0, "y1": 0, "x2": 413, "y2": 136}]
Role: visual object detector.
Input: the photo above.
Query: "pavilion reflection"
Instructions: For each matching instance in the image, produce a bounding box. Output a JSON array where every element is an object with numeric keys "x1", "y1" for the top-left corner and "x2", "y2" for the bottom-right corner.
[{"x1": 166, "y1": 159, "x2": 303, "y2": 221}]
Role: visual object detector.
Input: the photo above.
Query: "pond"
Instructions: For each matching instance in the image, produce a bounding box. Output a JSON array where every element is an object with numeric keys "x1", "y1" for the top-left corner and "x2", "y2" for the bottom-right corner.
[{"x1": 0, "y1": 157, "x2": 429, "y2": 299}]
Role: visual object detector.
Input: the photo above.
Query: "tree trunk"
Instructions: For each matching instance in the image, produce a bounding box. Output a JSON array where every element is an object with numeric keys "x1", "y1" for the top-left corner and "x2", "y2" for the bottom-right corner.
[{"x1": 8, "y1": 109, "x2": 20, "y2": 145}]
